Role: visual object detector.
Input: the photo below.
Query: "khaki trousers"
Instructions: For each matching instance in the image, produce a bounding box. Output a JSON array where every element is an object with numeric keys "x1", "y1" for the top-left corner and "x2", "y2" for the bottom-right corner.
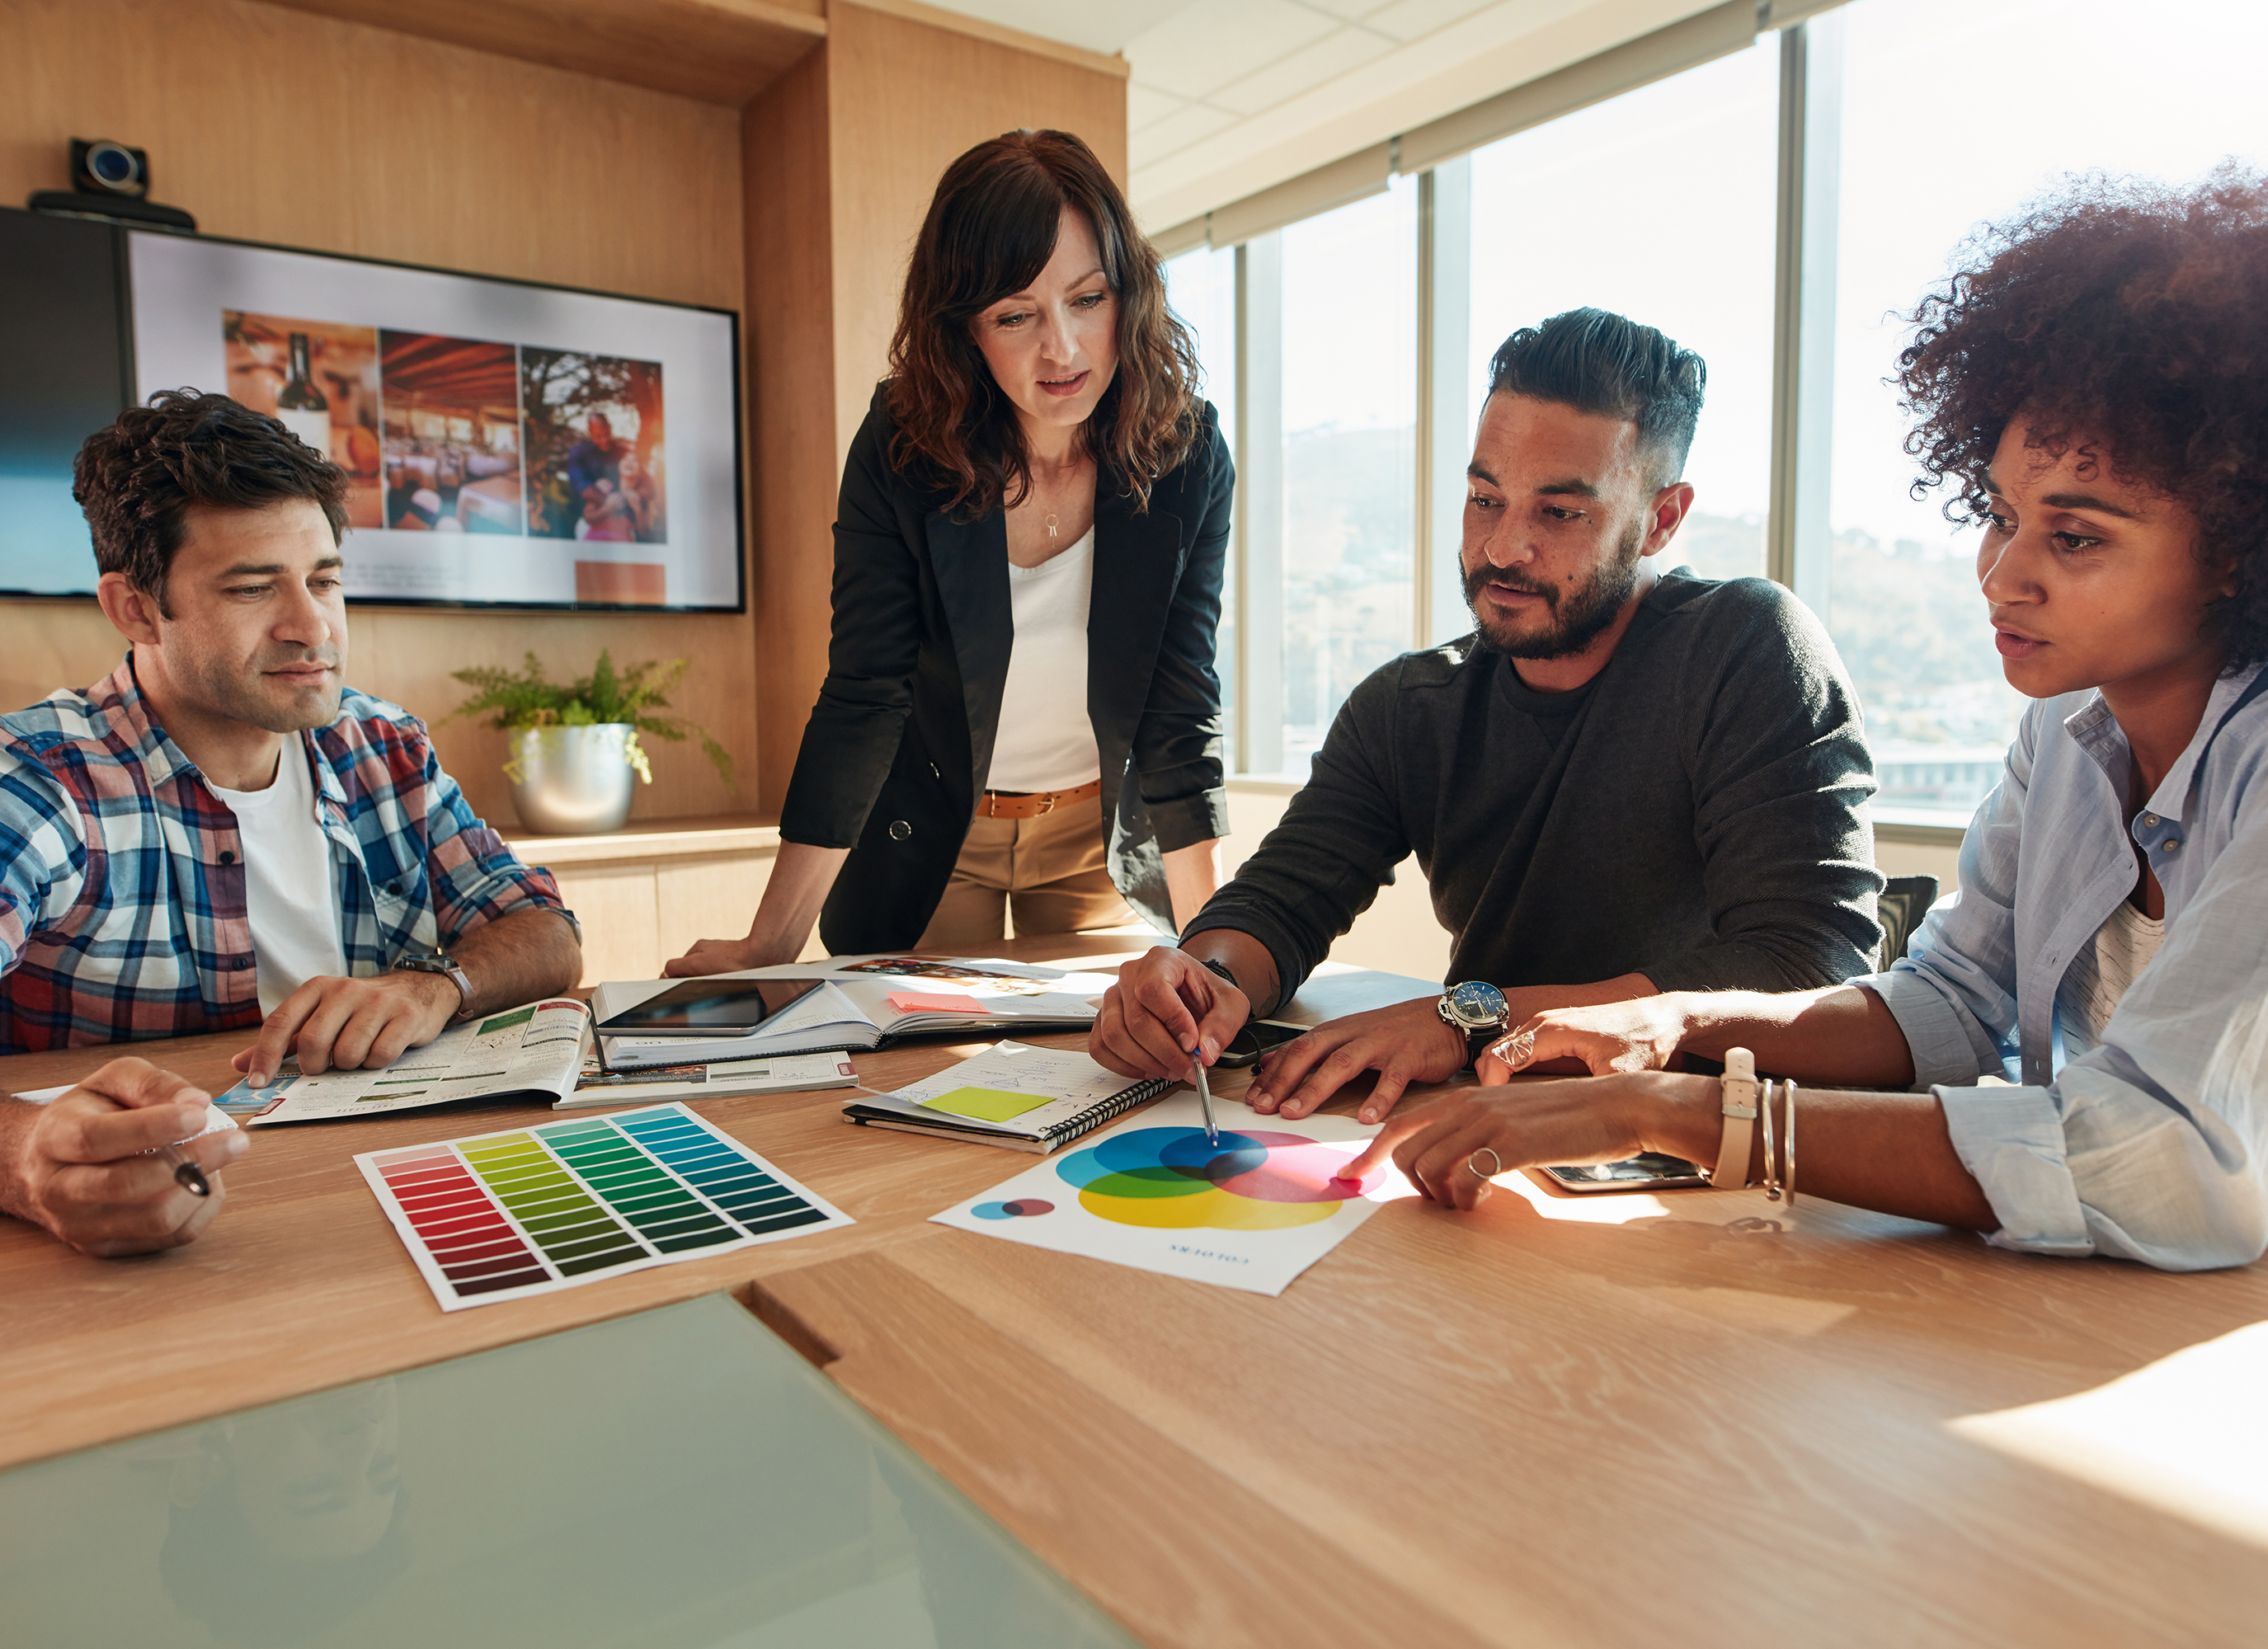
[{"x1": 916, "y1": 800, "x2": 1136, "y2": 948}]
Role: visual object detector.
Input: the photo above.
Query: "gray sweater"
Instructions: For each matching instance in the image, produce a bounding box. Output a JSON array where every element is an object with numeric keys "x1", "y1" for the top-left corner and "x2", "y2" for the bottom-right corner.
[{"x1": 1187, "y1": 570, "x2": 1884, "y2": 1003}]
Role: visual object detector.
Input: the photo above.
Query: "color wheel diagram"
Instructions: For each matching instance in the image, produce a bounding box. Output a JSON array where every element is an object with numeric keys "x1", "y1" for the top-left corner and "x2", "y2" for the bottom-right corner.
[{"x1": 972, "y1": 1125, "x2": 1367, "y2": 1231}]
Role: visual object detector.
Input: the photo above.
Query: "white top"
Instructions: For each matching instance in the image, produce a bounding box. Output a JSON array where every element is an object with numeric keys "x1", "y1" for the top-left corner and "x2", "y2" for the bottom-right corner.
[
  {"x1": 987, "y1": 528, "x2": 1102, "y2": 793},
  {"x1": 209, "y1": 741, "x2": 349, "y2": 1014},
  {"x1": 2059, "y1": 895, "x2": 2169, "y2": 1055}
]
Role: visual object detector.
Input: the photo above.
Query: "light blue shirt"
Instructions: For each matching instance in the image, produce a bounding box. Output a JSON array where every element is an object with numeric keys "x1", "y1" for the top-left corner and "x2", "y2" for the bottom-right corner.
[{"x1": 1863, "y1": 663, "x2": 2268, "y2": 1271}]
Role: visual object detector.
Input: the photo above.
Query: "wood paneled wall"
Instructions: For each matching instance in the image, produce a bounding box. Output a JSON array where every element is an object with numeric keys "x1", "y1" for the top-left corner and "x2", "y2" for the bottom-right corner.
[
  {"x1": 0, "y1": 0, "x2": 752, "y2": 826},
  {"x1": 742, "y1": 2, "x2": 1127, "y2": 809}
]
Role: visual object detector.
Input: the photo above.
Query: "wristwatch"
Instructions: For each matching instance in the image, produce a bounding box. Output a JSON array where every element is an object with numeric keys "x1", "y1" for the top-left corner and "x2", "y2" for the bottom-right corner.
[
  {"x1": 1436, "y1": 980, "x2": 1512, "y2": 1065},
  {"x1": 394, "y1": 951, "x2": 477, "y2": 1022}
]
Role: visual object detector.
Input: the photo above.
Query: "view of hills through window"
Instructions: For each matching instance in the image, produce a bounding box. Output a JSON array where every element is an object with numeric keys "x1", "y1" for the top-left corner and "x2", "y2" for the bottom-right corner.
[
  {"x1": 1826, "y1": 0, "x2": 2268, "y2": 820},
  {"x1": 1164, "y1": 0, "x2": 2268, "y2": 809}
]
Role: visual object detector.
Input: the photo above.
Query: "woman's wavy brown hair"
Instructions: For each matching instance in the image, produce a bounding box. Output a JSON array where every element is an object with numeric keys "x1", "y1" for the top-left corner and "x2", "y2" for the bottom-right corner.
[
  {"x1": 885, "y1": 129, "x2": 1200, "y2": 520},
  {"x1": 1897, "y1": 163, "x2": 2268, "y2": 669}
]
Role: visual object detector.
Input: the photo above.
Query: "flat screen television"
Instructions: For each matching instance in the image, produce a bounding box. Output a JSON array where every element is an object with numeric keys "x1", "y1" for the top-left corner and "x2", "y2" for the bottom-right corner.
[{"x1": 0, "y1": 207, "x2": 744, "y2": 612}]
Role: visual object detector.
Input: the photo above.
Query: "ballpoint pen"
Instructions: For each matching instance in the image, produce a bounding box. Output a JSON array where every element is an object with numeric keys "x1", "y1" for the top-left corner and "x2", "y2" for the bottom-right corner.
[
  {"x1": 1192, "y1": 1051, "x2": 1218, "y2": 1146},
  {"x1": 158, "y1": 1144, "x2": 211, "y2": 1198}
]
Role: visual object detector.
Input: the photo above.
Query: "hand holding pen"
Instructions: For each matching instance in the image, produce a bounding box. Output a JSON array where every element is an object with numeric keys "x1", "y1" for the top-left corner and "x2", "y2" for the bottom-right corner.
[{"x1": 0, "y1": 1058, "x2": 244, "y2": 1258}]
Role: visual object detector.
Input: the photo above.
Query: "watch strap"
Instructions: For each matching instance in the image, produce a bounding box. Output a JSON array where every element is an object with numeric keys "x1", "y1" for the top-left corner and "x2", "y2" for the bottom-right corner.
[
  {"x1": 1712, "y1": 1046, "x2": 1759, "y2": 1189},
  {"x1": 1197, "y1": 956, "x2": 1238, "y2": 993},
  {"x1": 396, "y1": 953, "x2": 477, "y2": 1022}
]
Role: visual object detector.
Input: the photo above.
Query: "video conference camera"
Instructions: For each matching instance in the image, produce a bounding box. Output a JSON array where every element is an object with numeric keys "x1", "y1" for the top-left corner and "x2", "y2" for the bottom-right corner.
[{"x1": 27, "y1": 137, "x2": 197, "y2": 232}]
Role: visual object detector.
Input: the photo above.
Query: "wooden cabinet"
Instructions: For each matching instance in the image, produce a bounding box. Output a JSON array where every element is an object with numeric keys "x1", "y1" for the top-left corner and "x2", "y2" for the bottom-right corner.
[{"x1": 501, "y1": 815, "x2": 826, "y2": 985}]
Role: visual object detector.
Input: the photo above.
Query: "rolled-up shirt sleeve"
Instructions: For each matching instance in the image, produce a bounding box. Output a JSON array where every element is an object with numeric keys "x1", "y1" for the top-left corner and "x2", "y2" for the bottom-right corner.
[
  {"x1": 1934, "y1": 989, "x2": 2268, "y2": 1270},
  {"x1": 1858, "y1": 702, "x2": 2268, "y2": 1271},
  {"x1": 417, "y1": 749, "x2": 573, "y2": 944}
]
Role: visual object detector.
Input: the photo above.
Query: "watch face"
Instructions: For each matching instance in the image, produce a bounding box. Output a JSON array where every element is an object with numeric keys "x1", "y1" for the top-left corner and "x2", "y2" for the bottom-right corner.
[{"x1": 1446, "y1": 980, "x2": 1508, "y2": 1030}]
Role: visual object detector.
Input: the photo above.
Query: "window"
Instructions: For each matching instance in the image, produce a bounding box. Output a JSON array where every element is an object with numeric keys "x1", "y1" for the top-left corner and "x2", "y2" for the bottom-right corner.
[
  {"x1": 1467, "y1": 42, "x2": 1779, "y2": 586},
  {"x1": 1823, "y1": 0, "x2": 2268, "y2": 820},
  {"x1": 1278, "y1": 179, "x2": 1418, "y2": 773},
  {"x1": 1174, "y1": 0, "x2": 2268, "y2": 819}
]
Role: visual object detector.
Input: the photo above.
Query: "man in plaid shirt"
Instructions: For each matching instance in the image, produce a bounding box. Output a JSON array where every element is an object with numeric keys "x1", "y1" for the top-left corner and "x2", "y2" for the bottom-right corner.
[{"x1": 0, "y1": 392, "x2": 582, "y2": 1257}]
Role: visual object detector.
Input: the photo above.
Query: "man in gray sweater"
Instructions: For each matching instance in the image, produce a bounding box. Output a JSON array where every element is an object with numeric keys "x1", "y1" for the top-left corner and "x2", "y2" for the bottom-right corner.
[{"x1": 1091, "y1": 308, "x2": 1881, "y2": 1120}]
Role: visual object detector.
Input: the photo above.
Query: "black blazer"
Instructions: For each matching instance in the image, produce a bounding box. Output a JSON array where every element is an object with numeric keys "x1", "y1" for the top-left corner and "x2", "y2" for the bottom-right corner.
[{"x1": 779, "y1": 388, "x2": 1234, "y2": 952}]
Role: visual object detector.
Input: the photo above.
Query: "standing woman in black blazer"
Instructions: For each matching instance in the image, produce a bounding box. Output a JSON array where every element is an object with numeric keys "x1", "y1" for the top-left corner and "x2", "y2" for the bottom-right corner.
[{"x1": 667, "y1": 129, "x2": 1231, "y2": 972}]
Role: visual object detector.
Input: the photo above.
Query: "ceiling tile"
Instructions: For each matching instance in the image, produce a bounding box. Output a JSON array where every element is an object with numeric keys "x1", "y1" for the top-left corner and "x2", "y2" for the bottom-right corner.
[
  {"x1": 1359, "y1": 0, "x2": 1517, "y2": 44},
  {"x1": 1128, "y1": 102, "x2": 1244, "y2": 170},
  {"x1": 917, "y1": 0, "x2": 1207, "y2": 54},
  {"x1": 1127, "y1": 82, "x2": 1191, "y2": 133},
  {"x1": 1203, "y1": 26, "x2": 1395, "y2": 115},
  {"x1": 1124, "y1": 0, "x2": 1344, "y2": 101}
]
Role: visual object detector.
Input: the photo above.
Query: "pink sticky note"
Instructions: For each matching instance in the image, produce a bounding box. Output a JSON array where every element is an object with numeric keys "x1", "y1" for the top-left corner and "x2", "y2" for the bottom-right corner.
[{"x1": 888, "y1": 991, "x2": 989, "y2": 1015}]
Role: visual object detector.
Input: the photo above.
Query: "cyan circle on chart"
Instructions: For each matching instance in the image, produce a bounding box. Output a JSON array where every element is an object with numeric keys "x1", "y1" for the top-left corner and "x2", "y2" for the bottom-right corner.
[
  {"x1": 1060, "y1": 1130, "x2": 1193, "y2": 1187},
  {"x1": 1156, "y1": 1129, "x2": 1271, "y2": 1182},
  {"x1": 970, "y1": 1201, "x2": 1018, "y2": 1219}
]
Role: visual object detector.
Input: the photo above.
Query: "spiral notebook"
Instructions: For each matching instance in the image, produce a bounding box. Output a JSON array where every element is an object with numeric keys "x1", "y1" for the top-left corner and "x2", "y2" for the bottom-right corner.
[{"x1": 844, "y1": 1041, "x2": 1178, "y2": 1153}]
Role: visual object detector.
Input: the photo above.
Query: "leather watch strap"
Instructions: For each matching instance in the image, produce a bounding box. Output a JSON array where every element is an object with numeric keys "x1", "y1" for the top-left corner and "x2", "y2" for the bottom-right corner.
[{"x1": 1711, "y1": 1046, "x2": 1759, "y2": 1189}]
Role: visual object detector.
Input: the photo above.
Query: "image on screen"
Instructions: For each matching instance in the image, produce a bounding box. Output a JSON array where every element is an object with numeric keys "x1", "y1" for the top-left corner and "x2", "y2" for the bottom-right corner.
[{"x1": 129, "y1": 232, "x2": 741, "y2": 610}]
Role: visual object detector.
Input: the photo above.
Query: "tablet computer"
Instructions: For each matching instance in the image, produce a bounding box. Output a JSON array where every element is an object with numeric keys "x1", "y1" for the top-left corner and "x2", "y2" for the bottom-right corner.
[{"x1": 594, "y1": 977, "x2": 826, "y2": 1036}]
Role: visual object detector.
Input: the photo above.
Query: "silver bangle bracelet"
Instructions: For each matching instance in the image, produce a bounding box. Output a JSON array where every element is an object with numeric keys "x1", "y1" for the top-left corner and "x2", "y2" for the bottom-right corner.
[
  {"x1": 1759, "y1": 1078, "x2": 1781, "y2": 1203},
  {"x1": 1785, "y1": 1079, "x2": 1798, "y2": 1210}
]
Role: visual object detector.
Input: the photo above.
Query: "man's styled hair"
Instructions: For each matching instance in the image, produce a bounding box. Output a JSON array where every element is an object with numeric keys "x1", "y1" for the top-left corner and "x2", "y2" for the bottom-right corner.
[
  {"x1": 73, "y1": 388, "x2": 350, "y2": 615},
  {"x1": 1486, "y1": 308, "x2": 1706, "y2": 487},
  {"x1": 1898, "y1": 165, "x2": 2268, "y2": 669}
]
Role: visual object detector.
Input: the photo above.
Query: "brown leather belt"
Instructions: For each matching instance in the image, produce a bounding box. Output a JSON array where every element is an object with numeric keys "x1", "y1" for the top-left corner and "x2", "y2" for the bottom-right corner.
[{"x1": 978, "y1": 778, "x2": 1101, "y2": 820}]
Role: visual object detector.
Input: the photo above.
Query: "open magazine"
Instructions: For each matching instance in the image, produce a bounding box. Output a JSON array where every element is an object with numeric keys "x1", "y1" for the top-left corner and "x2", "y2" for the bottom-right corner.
[
  {"x1": 591, "y1": 955, "x2": 1116, "y2": 1070},
  {"x1": 231, "y1": 999, "x2": 853, "y2": 1123}
]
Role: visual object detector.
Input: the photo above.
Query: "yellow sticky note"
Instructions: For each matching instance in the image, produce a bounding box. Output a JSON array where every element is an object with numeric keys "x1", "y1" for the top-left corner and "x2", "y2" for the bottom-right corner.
[{"x1": 920, "y1": 1086, "x2": 1051, "y2": 1124}]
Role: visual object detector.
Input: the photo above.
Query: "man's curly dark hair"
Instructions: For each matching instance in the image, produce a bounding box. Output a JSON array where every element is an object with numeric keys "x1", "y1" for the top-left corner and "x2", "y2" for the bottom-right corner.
[
  {"x1": 1896, "y1": 163, "x2": 2268, "y2": 669},
  {"x1": 73, "y1": 388, "x2": 349, "y2": 617}
]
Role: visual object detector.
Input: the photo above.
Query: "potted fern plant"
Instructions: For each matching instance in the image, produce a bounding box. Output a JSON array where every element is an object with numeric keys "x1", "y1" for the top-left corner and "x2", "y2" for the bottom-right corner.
[{"x1": 448, "y1": 651, "x2": 732, "y2": 834}]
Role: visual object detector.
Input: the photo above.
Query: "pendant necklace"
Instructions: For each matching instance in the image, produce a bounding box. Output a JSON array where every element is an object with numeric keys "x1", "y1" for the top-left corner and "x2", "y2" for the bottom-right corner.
[{"x1": 1046, "y1": 513, "x2": 1060, "y2": 539}]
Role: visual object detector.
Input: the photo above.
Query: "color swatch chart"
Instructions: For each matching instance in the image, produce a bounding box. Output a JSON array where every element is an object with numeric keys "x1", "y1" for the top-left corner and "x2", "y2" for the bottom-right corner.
[{"x1": 355, "y1": 1102, "x2": 853, "y2": 1312}]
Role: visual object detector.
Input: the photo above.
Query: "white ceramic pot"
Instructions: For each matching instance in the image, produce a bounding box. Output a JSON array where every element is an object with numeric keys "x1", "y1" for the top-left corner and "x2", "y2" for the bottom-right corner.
[{"x1": 507, "y1": 724, "x2": 638, "y2": 834}]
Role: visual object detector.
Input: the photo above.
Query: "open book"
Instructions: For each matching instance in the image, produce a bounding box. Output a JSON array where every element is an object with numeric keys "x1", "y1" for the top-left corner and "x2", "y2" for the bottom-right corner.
[
  {"x1": 592, "y1": 955, "x2": 1116, "y2": 1070},
  {"x1": 844, "y1": 1041, "x2": 1179, "y2": 1153},
  {"x1": 228, "y1": 998, "x2": 854, "y2": 1123}
]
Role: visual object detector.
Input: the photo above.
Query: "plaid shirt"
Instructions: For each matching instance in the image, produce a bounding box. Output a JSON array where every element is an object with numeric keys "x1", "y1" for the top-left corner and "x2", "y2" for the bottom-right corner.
[{"x1": 0, "y1": 656, "x2": 572, "y2": 1055}]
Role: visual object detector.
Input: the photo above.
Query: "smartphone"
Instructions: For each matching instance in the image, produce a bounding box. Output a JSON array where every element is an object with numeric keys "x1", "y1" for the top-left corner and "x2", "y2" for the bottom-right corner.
[
  {"x1": 1213, "y1": 1019, "x2": 1309, "y2": 1069},
  {"x1": 1536, "y1": 1153, "x2": 1711, "y2": 1194},
  {"x1": 594, "y1": 976, "x2": 825, "y2": 1036}
]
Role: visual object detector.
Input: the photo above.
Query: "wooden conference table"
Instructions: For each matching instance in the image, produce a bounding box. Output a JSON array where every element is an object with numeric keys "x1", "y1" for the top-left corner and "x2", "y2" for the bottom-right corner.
[{"x1": 4, "y1": 934, "x2": 2267, "y2": 1646}]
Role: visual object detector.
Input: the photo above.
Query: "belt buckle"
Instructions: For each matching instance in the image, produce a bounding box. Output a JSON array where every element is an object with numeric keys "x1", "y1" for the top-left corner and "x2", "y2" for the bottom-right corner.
[{"x1": 1035, "y1": 791, "x2": 1056, "y2": 816}]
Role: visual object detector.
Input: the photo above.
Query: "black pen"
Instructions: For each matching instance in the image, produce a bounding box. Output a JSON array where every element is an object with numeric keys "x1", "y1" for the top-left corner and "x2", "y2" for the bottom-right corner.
[{"x1": 158, "y1": 1144, "x2": 211, "y2": 1198}]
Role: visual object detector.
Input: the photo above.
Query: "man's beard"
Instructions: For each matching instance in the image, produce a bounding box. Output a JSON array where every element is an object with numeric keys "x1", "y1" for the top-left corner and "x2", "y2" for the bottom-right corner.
[
  {"x1": 182, "y1": 646, "x2": 346, "y2": 734},
  {"x1": 1464, "y1": 524, "x2": 1644, "y2": 660}
]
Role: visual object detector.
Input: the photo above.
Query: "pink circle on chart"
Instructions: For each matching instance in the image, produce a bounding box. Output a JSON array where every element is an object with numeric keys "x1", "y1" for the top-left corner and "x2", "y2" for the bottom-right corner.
[{"x1": 1212, "y1": 1138, "x2": 1370, "y2": 1204}]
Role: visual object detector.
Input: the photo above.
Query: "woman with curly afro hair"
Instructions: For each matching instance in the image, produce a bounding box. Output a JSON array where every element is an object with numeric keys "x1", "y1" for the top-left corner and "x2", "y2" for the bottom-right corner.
[{"x1": 1341, "y1": 167, "x2": 2268, "y2": 1271}]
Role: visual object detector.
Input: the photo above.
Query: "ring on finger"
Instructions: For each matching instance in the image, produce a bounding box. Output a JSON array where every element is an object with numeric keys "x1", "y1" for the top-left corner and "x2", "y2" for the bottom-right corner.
[
  {"x1": 1487, "y1": 1028, "x2": 1537, "y2": 1068},
  {"x1": 1466, "y1": 1147, "x2": 1504, "y2": 1180}
]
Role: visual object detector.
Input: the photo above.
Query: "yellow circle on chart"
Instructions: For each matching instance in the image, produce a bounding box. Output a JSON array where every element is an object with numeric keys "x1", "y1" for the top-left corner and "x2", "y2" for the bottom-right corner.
[{"x1": 1075, "y1": 1184, "x2": 1342, "y2": 1230}]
